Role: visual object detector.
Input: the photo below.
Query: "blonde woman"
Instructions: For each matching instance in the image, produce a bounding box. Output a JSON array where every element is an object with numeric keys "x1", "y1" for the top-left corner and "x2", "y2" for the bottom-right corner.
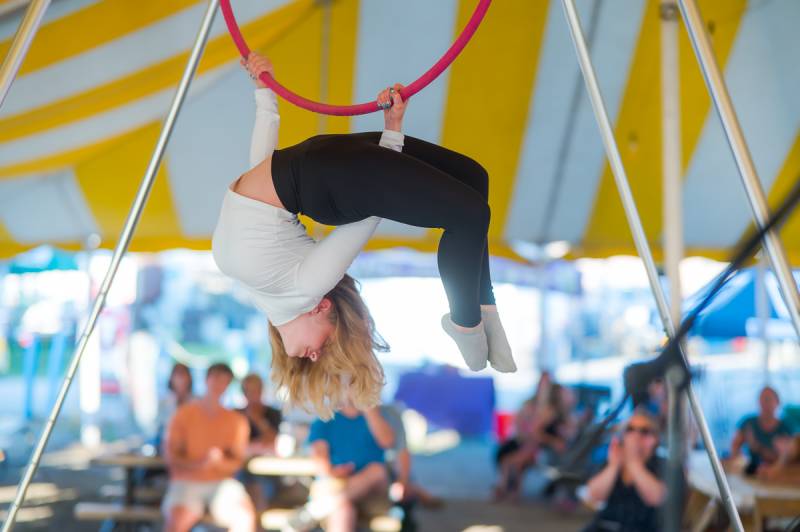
[{"x1": 212, "y1": 53, "x2": 516, "y2": 418}]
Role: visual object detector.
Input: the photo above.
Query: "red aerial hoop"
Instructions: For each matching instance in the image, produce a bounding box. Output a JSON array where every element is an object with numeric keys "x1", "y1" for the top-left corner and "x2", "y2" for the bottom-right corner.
[{"x1": 219, "y1": 0, "x2": 492, "y2": 116}]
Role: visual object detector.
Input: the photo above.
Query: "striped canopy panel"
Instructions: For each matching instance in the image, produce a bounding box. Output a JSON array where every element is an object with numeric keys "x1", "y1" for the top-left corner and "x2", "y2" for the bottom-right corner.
[{"x1": 1, "y1": 0, "x2": 799, "y2": 262}]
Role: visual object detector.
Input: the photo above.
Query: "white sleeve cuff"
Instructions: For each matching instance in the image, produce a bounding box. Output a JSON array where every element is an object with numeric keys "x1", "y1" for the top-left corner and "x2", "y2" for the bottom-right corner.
[
  {"x1": 379, "y1": 129, "x2": 405, "y2": 151},
  {"x1": 254, "y1": 88, "x2": 279, "y2": 113}
]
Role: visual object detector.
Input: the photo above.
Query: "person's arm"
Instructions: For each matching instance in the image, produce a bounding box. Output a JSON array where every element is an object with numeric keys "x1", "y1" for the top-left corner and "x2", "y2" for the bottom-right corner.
[
  {"x1": 163, "y1": 410, "x2": 204, "y2": 473},
  {"x1": 626, "y1": 460, "x2": 667, "y2": 507},
  {"x1": 241, "y1": 54, "x2": 280, "y2": 167},
  {"x1": 212, "y1": 416, "x2": 250, "y2": 477},
  {"x1": 585, "y1": 437, "x2": 622, "y2": 504},
  {"x1": 728, "y1": 428, "x2": 745, "y2": 460},
  {"x1": 364, "y1": 407, "x2": 395, "y2": 449},
  {"x1": 532, "y1": 407, "x2": 566, "y2": 452},
  {"x1": 295, "y1": 86, "x2": 407, "y2": 298},
  {"x1": 249, "y1": 88, "x2": 280, "y2": 167},
  {"x1": 311, "y1": 439, "x2": 334, "y2": 476},
  {"x1": 396, "y1": 449, "x2": 412, "y2": 485},
  {"x1": 242, "y1": 53, "x2": 280, "y2": 167},
  {"x1": 310, "y1": 439, "x2": 354, "y2": 478}
]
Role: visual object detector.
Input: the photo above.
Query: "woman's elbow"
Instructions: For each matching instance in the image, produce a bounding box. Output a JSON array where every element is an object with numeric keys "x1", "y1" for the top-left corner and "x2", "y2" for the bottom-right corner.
[{"x1": 378, "y1": 434, "x2": 395, "y2": 450}]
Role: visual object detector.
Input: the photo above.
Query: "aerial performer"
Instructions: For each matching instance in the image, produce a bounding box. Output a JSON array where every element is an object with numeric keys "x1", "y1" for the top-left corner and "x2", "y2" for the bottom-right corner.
[{"x1": 212, "y1": 52, "x2": 516, "y2": 418}]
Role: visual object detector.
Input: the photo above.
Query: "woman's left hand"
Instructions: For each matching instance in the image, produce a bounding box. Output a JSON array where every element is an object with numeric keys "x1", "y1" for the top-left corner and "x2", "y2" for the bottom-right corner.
[{"x1": 378, "y1": 83, "x2": 407, "y2": 132}]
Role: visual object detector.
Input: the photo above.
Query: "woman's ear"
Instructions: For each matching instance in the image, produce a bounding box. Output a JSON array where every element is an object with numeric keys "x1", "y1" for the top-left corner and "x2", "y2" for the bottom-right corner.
[{"x1": 317, "y1": 298, "x2": 333, "y2": 313}]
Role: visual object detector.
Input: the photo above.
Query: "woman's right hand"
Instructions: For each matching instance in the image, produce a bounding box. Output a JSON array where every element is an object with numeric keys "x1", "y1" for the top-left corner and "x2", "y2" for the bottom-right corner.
[
  {"x1": 607, "y1": 436, "x2": 622, "y2": 468},
  {"x1": 241, "y1": 52, "x2": 275, "y2": 89},
  {"x1": 378, "y1": 83, "x2": 407, "y2": 132}
]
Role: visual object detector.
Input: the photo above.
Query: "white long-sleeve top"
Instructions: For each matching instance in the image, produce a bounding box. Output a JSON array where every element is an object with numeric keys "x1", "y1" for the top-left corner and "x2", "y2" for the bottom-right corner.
[{"x1": 212, "y1": 89, "x2": 404, "y2": 325}]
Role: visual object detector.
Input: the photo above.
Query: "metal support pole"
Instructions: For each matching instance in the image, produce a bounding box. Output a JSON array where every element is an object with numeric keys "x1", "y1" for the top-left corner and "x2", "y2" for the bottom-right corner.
[
  {"x1": 0, "y1": 1, "x2": 219, "y2": 530},
  {"x1": 660, "y1": 6, "x2": 689, "y2": 528},
  {"x1": 678, "y1": 0, "x2": 800, "y2": 340},
  {"x1": 0, "y1": 0, "x2": 50, "y2": 109},
  {"x1": 560, "y1": 2, "x2": 744, "y2": 530},
  {"x1": 661, "y1": 0, "x2": 683, "y2": 326}
]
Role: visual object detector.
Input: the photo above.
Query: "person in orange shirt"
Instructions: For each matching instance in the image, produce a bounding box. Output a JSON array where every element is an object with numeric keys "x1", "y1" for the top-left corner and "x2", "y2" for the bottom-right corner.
[{"x1": 162, "y1": 363, "x2": 254, "y2": 532}]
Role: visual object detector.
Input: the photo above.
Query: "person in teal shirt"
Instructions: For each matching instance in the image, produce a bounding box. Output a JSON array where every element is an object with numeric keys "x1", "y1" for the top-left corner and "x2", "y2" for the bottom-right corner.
[{"x1": 728, "y1": 386, "x2": 793, "y2": 475}]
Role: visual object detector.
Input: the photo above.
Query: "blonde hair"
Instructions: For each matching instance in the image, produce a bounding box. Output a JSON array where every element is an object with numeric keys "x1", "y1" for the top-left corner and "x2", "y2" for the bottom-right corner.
[{"x1": 268, "y1": 275, "x2": 388, "y2": 420}]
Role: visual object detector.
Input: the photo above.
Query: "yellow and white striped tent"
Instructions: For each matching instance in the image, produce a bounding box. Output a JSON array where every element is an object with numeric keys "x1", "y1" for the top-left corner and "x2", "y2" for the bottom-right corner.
[{"x1": 1, "y1": 0, "x2": 799, "y2": 262}]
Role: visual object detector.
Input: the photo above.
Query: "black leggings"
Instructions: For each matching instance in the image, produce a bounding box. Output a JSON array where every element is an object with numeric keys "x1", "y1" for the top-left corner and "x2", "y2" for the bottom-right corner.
[{"x1": 273, "y1": 132, "x2": 495, "y2": 327}]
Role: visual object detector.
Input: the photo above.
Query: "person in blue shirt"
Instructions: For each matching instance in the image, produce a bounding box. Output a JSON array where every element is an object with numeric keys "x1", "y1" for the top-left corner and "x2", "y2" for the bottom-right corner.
[
  {"x1": 286, "y1": 403, "x2": 394, "y2": 532},
  {"x1": 727, "y1": 386, "x2": 793, "y2": 475}
]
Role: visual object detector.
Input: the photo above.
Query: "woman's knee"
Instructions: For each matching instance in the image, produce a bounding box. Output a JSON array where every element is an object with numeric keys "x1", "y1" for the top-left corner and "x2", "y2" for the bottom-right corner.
[
  {"x1": 447, "y1": 200, "x2": 490, "y2": 235},
  {"x1": 467, "y1": 160, "x2": 489, "y2": 199}
]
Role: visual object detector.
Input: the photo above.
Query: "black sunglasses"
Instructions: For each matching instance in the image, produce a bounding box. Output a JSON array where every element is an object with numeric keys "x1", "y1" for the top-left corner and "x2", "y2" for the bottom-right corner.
[{"x1": 625, "y1": 425, "x2": 656, "y2": 437}]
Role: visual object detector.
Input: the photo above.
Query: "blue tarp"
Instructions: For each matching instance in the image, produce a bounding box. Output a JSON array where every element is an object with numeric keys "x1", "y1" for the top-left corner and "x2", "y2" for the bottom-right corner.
[{"x1": 685, "y1": 268, "x2": 799, "y2": 339}]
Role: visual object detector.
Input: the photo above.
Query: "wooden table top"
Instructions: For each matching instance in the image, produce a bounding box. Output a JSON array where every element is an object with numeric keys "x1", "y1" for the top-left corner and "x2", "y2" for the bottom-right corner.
[
  {"x1": 688, "y1": 450, "x2": 800, "y2": 512},
  {"x1": 91, "y1": 453, "x2": 166, "y2": 469},
  {"x1": 246, "y1": 455, "x2": 316, "y2": 477}
]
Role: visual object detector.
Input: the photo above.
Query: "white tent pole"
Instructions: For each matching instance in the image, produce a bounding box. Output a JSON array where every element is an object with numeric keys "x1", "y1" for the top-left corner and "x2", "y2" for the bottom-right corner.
[
  {"x1": 0, "y1": 0, "x2": 50, "y2": 109},
  {"x1": 755, "y1": 253, "x2": 770, "y2": 382},
  {"x1": 661, "y1": 1, "x2": 683, "y2": 326},
  {"x1": 560, "y1": 1, "x2": 743, "y2": 530},
  {"x1": 677, "y1": 0, "x2": 800, "y2": 340},
  {"x1": 1, "y1": 2, "x2": 219, "y2": 530}
]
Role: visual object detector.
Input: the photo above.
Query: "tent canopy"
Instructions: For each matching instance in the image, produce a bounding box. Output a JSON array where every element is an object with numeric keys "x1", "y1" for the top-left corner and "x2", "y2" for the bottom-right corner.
[{"x1": 1, "y1": 0, "x2": 799, "y2": 262}]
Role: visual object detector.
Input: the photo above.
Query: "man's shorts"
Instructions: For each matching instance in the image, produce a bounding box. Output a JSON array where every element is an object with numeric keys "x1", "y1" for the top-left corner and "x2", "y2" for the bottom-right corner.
[{"x1": 161, "y1": 478, "x2": 249, "y2": 526}]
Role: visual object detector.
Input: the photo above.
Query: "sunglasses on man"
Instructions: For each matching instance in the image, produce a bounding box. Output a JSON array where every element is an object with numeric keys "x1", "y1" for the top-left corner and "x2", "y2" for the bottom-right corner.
[{"x1": 625, "y1": 425, "x2": 656, "y2": 437}]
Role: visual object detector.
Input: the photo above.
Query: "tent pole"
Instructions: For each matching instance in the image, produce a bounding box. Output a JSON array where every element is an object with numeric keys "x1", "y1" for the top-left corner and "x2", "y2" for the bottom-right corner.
[
  {"x1": 677, "y1": 0, "x2": 800, "y2": 339},
  {"x1": 560, "y1": 1, "x2": 743, "y2": 530},
  {"x1": 0, "y1": 0, "x2": 51, "y2": 108},
  {"x1": 1, "y1": 2, "x2": 219, "y2": 530},
  {"x1": 661, "y1": 0, "x2": 683, "y2": 326}
]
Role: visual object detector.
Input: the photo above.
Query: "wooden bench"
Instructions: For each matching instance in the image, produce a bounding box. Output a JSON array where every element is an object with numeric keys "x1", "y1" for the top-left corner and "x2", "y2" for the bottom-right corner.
[
  {"x1": 74, "y1": 502, "x2": 219, "y2": 529},
  {"x1": 98, "y1": 484, "x2": 164, "y2": 502},
  {"x1": 74, "y1": 501, "x2": 161, "y2": 525}
]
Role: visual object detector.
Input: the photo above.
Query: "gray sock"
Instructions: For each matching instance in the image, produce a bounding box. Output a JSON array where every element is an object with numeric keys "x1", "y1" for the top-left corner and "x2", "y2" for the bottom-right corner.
[
  {"x1": 441, "y1": 314, "x2": 488, "y2": 371},
  {"x1": 481, "y1": 308, "x2": 517, "y2": 373}
]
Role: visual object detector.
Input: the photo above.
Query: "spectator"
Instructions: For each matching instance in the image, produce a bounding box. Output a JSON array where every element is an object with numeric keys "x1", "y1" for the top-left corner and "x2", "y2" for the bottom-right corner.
[
  {"x1": 380, "y1": 403, "x2": 443, "y2": 510},
  {"x1": 726, "y1": 386, "x2": 793, "y2": 475},
  {"x1": 154, "y1": 363, "x2": 194, "y2": 449},
  {"x1": 162, "y1": 363, "x2": 254, "y2": 532},
  {"x1": 495, "y1": 381, "x2": 577, "y2": 501},
  {"x1": 494, "y1": 372, "x2": 551, "y2": 498},
  {"x1": 582, "y1": 408, "x2": 667, "y2": 532},
  {"x1": 239, "y1": 373, "x2": 282, "y2": 454},
  {"x1": 287, "y1": 403, "x2": 394, "y2": 532},
  {"x1": 237, "y1": 373, "x2": 283, "y2": 515}
]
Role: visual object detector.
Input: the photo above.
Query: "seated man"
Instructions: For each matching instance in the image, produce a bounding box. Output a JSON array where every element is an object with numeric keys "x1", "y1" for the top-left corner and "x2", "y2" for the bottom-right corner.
[
  {"x1": 288, "y1": 402, "x2": 395, "y2": 532},
  {"x1": 162, "y1": 362, "x2": 254, "y2": 532},
  {"x1": 582, "y1": 408, "x2": 667, "y2": 532},
  {"x1": 237, "y1": 373, "x2": 283, "y2": 513},
  {"x1": 727, "y1": 386, "x2": 793, "y2": 475}
]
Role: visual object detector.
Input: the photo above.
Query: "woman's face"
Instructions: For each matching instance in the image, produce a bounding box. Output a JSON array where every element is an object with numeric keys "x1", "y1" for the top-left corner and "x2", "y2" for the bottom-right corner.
[
  {"x1": 276, "y1": 300, "x2": 335, "y2": 361},
  {"x1": 759, "y1": 388, "x2": 779, "y2": 416},
  {"x1": 170, "y1": 368, "x2": 191, "y2": 395},
  {"x1": 623, "y1": 413, "x2": 659, "y2": 459},
  {"x1": 242, "y1": 379, "x2": 263, "y2": 404}
]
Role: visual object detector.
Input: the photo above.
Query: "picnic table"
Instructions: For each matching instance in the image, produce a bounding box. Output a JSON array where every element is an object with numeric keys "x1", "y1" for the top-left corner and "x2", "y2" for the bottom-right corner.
[
  {"x1": 91, "y1": 452, "x2": 165, "y2": 505},
  {"x1": 688, "y1": 450, "x2": 800, "y2": 531}
]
